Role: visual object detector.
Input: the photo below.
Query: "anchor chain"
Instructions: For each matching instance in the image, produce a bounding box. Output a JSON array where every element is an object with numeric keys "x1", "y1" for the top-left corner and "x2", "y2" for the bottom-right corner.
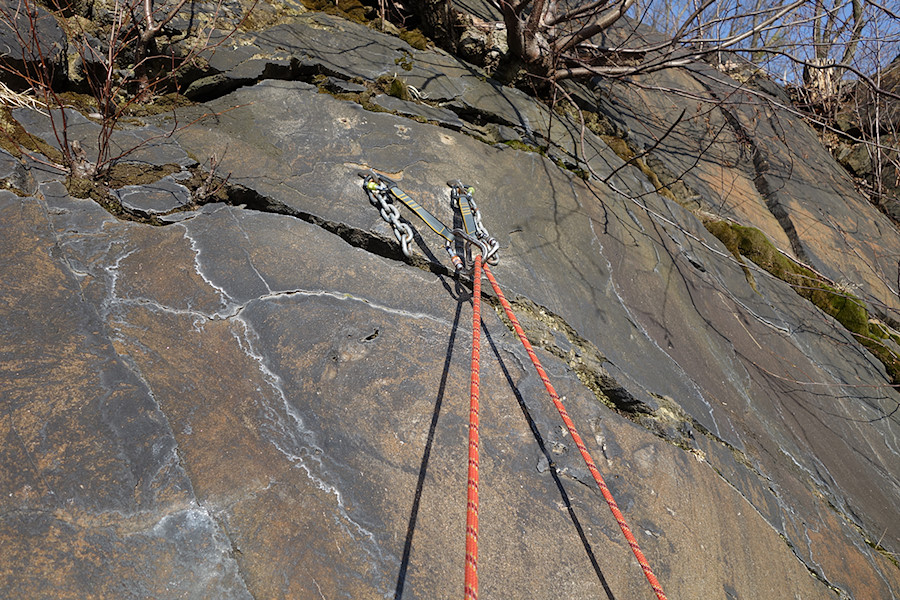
[
  {"x1": 359, "y1": 170, "x2": 497, "y2": 272},
  {"x1": 361, "y1": 172, "x2": 415, "y2": 257}
]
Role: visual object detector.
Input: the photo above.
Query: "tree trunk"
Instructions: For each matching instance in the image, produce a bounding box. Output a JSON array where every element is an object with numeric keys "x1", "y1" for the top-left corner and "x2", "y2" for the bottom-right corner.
[{"x1": 405, "y1": 0, "x2": 459, "y2": 52}]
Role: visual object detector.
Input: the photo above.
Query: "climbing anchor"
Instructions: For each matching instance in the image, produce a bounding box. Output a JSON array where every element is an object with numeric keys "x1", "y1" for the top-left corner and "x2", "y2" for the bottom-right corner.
[
  {"x1": 359, "y1": 169, "x2": 667, "y2": 600},
  {"x1": 447, "y1": 180, "x2": 500, "y2": 266},
  {"x1": 358, "y1": 170, "x2": 495, "y2": 271}
]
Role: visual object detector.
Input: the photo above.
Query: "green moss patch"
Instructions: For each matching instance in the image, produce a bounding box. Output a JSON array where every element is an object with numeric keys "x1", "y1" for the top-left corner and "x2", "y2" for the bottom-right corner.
[
  {"x1": 597, "y1": 132, "x2": 683, "y2": 204},
  {"x1": 706, "y1": 220, "x2": 869, "y2": 333},
  {"x1": 125, "y1": 92, "x2": 194, "y2": 117},
  {"x1": 398, "y1": 28, "x2": 428, "y2": 50},
  {"x1": 857, "y1": 336, "x2": 900, "y2": 383},
  {"x1": 239, "y1": 0, "x2": 308, "y2": 31},
  {"x1": 315, "y1": 75, "x2": 413, "y2": 115},
  {"x1": 553, "y1": 100, "x2": 694, "y2": 204},
  {"x1": 503, "y1": 139, "x2": 545, "y2": 154},
  {"x1": 553, "y1": 100, "x2": 616, "y2": 138},
  {"x1": 705, "y1": 219, "x2": 900, "y2": 383},
  {"x1": 377, "y1": 74, "x2": 411, "y2": 101},
  {"x1": 56, "y1": 92, "x2": 100, "y2": 115},
  {"x1": 65, "y1": 162, "x2": 230, "y2": 225},
  {"x1": 394, "y1": 53, "x2": 414, "y2": 71},
  {"x1": 300, "y1": 0, "x2": 371, "y2": 23},
  {"x1": 299, "y1": 0, "x2": 430, "y2": 48},
  {"x1": 0, "y1": 107, "x2": 65, "y2": 165},
  {"x1": 105, "y1": 163, "x2": 182, "y2": 187}
]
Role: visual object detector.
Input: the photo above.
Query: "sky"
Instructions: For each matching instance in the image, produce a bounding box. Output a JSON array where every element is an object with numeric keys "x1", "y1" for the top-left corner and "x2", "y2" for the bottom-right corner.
[{"x1": 626, "y1": 0, "x2": 900, "y2": 84}]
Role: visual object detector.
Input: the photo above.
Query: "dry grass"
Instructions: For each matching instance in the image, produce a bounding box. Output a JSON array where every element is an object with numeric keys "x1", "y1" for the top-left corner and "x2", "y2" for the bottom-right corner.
[{"x1": 0, "y1": 82, "x2": 46, "y2": 114}]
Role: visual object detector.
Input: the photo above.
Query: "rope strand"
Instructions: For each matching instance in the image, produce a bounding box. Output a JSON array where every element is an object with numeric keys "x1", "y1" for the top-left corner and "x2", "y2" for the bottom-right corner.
[
  {"x1": 464, "y1": 256, "x2": 482, "y2": 600},
  {"x1": 483, "y1": 263, "x2": 668, "y2": 600}
]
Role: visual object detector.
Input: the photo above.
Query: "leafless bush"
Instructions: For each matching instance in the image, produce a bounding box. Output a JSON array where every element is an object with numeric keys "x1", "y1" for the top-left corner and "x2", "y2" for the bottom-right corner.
[{"x1": 0, "y1": 0, "x2": 251, "y2": 179}]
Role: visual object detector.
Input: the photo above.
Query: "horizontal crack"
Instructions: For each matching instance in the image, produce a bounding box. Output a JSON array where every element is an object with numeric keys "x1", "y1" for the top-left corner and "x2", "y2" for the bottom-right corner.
[
  {"x1": 487, "y1": 293, "x2": 650, "y2": 413},
  {"x1": 224, "y1": 181, "x2": 462, "y2": 281},
  {"x1": 483, "y1": 289, "x2": 777, "y2": 473}
]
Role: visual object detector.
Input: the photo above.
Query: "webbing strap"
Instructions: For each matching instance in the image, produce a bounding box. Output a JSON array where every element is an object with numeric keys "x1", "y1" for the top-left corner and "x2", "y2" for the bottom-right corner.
[
  {"x1": 459, "y1": 195, "x2": 478, "y2": 237},
  {"x1": 464, "y1": 256, "x2": 482, "y2": 600},
  {"x1": 389, "y1": 185, "x2": 456, "y2": 242},
  {"x1": 482, "y1": 263, "x2": 668, "y2": 600}
]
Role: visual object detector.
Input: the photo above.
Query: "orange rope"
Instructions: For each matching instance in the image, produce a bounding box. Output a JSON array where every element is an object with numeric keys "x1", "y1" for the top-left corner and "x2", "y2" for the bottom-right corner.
[
  {"x1": 483, "y1": 263, "x2": 668, "y2": 600},
  {"x1": 464, "y1": 256, "x2": 482, "y2": 600}
]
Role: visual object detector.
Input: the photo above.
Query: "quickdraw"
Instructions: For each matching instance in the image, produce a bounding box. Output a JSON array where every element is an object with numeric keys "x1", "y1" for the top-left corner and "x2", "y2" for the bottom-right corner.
[
  {"x1": 358, "y1": 170, "x2": 667, "y2": 600},
  {"x1": 447, "y1": 180, "x2": 500, "y2": 266},
  {"x1": 359, "y1": 170, "x2": 499, "y2": 271}
]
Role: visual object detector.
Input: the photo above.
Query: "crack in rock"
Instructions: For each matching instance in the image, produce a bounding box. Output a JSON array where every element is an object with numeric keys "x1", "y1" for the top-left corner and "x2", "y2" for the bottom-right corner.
[
  {"x1": 178, "y1": 177, "x2": 773, "y2": 487},
  {"x1": 710, "y1": 95, "x2": 810, "y2": 264}
]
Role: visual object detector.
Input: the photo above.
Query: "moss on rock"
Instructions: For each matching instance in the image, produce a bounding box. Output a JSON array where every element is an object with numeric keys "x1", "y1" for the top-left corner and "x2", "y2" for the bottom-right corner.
[
  {"x1": 705, "y1": 219, "x2": 870, "y2": 336},
  {"x1": 553, "y1": 100, "x2": 616, "y2": 138},
  {"x1": 704, "y1": 220, "x2": 884, "y2": 352},
  {"x1": 705, "y1": 218, "x2": 900, "y2": 381},
  {"x1": 0, "y1": 107, "x2": 65, "y2": 165},
  {"x1": 856, "y1": 336, "x2": 900, "y2": 384},
  {"x1": 374, "y1": 75, "x2": 410, "y2": 101},
  {"x1": 503, "y1": 139, "x2": 545, "y2": 154},
  {"x1": 399, "y1": 28, "x2": 428, "y2": 51},
  {"x1": 300, "y1": 0, "x2": 370, "y2": 23}
]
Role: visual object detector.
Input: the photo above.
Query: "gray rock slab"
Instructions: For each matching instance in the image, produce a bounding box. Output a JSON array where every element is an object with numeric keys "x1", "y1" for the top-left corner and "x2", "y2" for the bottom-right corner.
[
  {"x1": 202, "y1": 13, "x2": 553, "y2": 133},
  {"x1": 3, "y1": 10, "x2": 899, "y2": 598},
  {"x1": 13, "y1": 183, "x2": 836, "y2": 598},
  {"x1": 321, "y1": 76, "x2": 367, "y2": 94},
  {"x1": 0, "y1": 149, "x2": 31, "y2": 194},
  {"x1": 12, "y1": 107, "x2": 194, "y2": 170},
  {"x1": 114, "y1": 175, "x2": 193, "y2": 214},
  {"x1": 230, "y1": 16, "x2": 400, "y2": 82},
  {"x1": 0, "y1": 190, "x2": 252, "y2": 599},
  {"x1": 0, "y1": 148, "x2": 20, "y2": 178},
  {"x1": 168, "y1": 78, "x2": 900, "y2": 590},
  {"x1": 583, "y1": 54, "x2": 900, "y2": 323},
  {"x1": 185, "y1": 72, "x2": 248, "y2": 100},
  {"x1": 372, "y1": 94, "x2": 465, "y2": 129}
]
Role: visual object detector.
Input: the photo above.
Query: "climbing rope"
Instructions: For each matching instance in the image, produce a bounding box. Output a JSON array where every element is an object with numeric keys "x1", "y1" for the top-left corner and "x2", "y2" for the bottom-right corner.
[
  {"x1": 482, "y1": 262, "x2": 668, "y2": 600},
  {"x1": 465, "y1": 255, "x2": 483, "y2": 600},
  {"x1": 359, "y1": 171, "x2": 668, "y2": 600}
]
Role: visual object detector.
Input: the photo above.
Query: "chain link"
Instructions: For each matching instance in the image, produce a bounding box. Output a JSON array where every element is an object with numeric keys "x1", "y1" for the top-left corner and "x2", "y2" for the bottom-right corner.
[
  {"x1": 448, "y1": 181, "x2": 500, "y2": 265},
  {"x1": 360, "y1": 171, "x2": 500, "y2": 270},
  {"x1": 363, "y1": 175, "x2": 415, "y2": 256}
]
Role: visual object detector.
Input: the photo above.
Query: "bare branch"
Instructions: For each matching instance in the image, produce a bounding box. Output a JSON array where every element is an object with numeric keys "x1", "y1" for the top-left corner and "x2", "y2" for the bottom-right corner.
[
  {"x1": 545, "y1": 0, "x2": 615, "y2": 28},
  {"x1": 554, "y1": 0, "x2": 636, "y2": 56}
]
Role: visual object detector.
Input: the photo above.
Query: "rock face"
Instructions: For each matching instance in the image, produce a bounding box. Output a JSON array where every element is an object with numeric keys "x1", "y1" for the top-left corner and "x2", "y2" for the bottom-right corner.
[
  {"x1": 1, "y1": 4, "x2": 899, "y2": 600},
  {"x1": 0, "y1": 2, "x2": 67, "y2": 90}
]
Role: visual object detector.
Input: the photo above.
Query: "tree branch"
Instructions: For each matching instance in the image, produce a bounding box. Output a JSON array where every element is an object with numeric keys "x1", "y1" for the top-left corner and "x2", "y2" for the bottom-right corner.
[
  {"x1": 545, "y1": 0, "x2": 614, "y2": 28},
  {"x1": 554, "y1": 0, "x2": 636, "y2": 56}
]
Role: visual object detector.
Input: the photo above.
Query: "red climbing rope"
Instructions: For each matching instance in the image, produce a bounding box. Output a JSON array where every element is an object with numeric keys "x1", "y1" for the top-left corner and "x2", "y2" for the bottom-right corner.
[
  {"x1": 464, "y1": 256, "x2": 482, "y2": 600},
  {"x1": 482, "y1": 263, "x2": 668, "y2": 600},
  {"x1": 362, "y1": 175, "x2": 665, "y2": 598}
]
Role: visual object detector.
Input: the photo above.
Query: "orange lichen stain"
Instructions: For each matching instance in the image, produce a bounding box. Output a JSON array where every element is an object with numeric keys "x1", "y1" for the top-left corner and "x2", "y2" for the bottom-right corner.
[{"x1": 804, "y1": 508, "x2": 893, "y2": 599}]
